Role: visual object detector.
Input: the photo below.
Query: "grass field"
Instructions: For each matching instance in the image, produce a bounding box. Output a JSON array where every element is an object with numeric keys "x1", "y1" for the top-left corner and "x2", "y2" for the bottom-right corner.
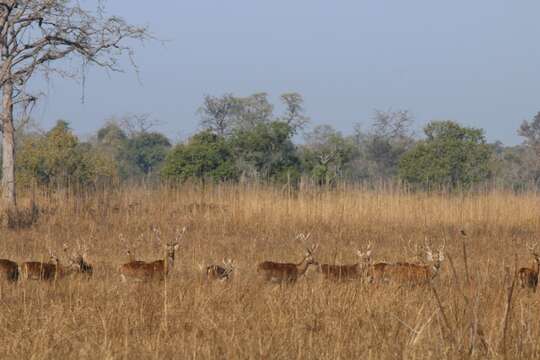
[{"x1": 1, "y1": 184, "x2": 540, "y2": 359}]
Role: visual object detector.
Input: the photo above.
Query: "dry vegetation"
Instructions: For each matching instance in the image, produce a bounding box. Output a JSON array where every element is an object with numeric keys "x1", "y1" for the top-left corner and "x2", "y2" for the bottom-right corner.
[{"x1": 0, "y1": 184, "x2": 540, "y2": 359}]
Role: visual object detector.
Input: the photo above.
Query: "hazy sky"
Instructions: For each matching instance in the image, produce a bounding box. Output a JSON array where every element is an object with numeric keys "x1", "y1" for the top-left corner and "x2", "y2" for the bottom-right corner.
[{"x1": 30, "y1": 1, "x2": 540, "y2": 145}]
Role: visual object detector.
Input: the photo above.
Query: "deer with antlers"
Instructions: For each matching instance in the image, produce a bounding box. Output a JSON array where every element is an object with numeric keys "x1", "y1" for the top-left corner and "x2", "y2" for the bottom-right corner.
[
  {"x1": 317, "y1": 243, "x2": 373, "y2": 281},
  {"x1": 518, "y1": 242, "x2": 540, "y2": 292},
  {"x1": 202, "y1": 259, "x2": 236, "y2": 281},
  {"x1": 257, "y1": 233, "x2": 319, "y2": 284},
  {"x1": 21, "y1": 246, "x2": 81, "y2": 281},
  {"x1": 118, "y1": 227, "x2": 184, "y2": 282},
  {"x1": 68, "y1": 241, "x2": 94, "y2": 278},
  {"x1": 368, "y1": 240, "x2": 445, "y2": 285}
]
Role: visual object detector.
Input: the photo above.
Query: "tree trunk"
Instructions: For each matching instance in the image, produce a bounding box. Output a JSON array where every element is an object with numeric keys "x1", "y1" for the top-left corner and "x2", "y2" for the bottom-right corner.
[{"x1": 1, "y1": 80, "x2": 16, "y2": 210}]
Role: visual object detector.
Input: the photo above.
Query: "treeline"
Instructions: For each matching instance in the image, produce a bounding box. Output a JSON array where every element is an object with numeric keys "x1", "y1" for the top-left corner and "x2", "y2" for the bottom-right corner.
[{"x1": 9, "y1": 92, "x2": 540, "y2": 191}]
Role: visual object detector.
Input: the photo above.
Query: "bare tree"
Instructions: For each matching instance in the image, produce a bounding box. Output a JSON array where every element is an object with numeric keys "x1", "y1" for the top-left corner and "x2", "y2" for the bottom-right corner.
[
  {"x1": 518, "y1": 112, "x2": 540, "y2": 185},
  {"x1": 371, "y1": 109, "x2": 414, "y2": 139},
  {"x1": 118, "y1": 113, "x2": 160, "y2": 137},
  {"x1": 279, "y1": 92, "x2": 309, "y2": 133},
  {"x1": 363, "y1": 109, "x2": 415, "y2": 179},
  {"x1": 0, "y1": 1, "x2": 149, "y2": 209},
  {"x1": 231, "y1": 93, "x2": 273, "y2": 131},
  {"x1": 198, "y1": 94, "x2": 237, "y2": 136}
]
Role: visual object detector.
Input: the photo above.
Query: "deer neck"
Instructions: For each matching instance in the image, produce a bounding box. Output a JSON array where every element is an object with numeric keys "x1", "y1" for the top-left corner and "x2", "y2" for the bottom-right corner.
[
  {"x1": 165, "y1": 252, "x2": 175, "y2": 274},
  {"x1": 297, "y1": 260, "x2": 313, "y2": 277},
  {"x1": 295, "y1": 256, "x2": 307, "y2": 267},
  {"x1": 430, "y1": 261, "x2": 441, "y2": 277}
]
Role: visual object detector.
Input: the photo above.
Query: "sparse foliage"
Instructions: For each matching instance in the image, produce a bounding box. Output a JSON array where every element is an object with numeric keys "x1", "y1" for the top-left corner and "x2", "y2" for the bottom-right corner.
[
  {"x1": 363, "y1": 109, "x2": 415, "y2": 180},
  {"x1": 517, "y1": 112, "x2": 540, "y2": 185},
  {"x1": 279, "y1": 92, "x2": 310, "y2": 133},
  {"x1": 0, "y1": 0, "x2": 149, "y2": 208},
  {"x1": 198, "y1": 94, "x2": 237, "y2": 136}
]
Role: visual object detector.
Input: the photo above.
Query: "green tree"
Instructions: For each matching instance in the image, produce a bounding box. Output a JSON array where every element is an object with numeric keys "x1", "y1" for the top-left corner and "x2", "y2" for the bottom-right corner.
[
  {"x1": 161, "y1": 131, "x2": 237, "y2": 182},
  {"x1": 399, "y1": 121, "x2": 492, "y2": 189},
  {"x1": 17, "y1": 120, "x2": 117, "y2": 188},
  {"x1": 97, "y1": 121, "x2": 128, "y2": 148},
  {"x1": 120, "y1": 132, "x2": 171, "y2": 177},
  {"x1": 230, "y1": 121, "x2": 300, "y2": 182}
]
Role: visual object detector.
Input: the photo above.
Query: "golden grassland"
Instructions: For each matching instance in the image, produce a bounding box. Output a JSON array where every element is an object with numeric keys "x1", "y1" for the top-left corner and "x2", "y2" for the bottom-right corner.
[{"x1": 1, "y1": 184, "x2": 540, "y2": 359}]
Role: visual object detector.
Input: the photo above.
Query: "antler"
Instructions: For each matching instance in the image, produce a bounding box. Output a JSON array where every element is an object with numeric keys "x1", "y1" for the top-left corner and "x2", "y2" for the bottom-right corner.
[
  {"x1": 307, "y1": 243, "x2": 319, "y2": 256},
  {"x1": 62, "y1": 243, "x2": 69, "y2": 257},
  {"x1": 151, "y1": 226, "x2": 163, "y2": 247},
  {"x1": 295, "y1": 232, "x2": 312, "y2": 242},
  {"x1": 527, "y1": 241, "x2": 538, "y2": 252},
  {"x1": 424, "y1": 237, "x2": 435, "y2": 262},
  {"x1": 357, "y1": 242, "x2": 373, "y2": 260},
  {"x1": 405, "y1": 238, "x2": 422, "y2": 261},
  {"x1": 175, "y1": 226, "x2": 187, "y2": 243},
  {"x1": 119, "y1": 233, "x2": 127, "y2": 247}
]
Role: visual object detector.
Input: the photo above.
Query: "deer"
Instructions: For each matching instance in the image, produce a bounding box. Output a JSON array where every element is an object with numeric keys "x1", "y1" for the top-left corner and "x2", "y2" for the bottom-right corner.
[
  {"x1": 202, "y1": 259, "x2": 235, "y2": 281},
  {"x1": 257, "y1": 233, "x2": 319, "y2": 284},
  {"x1": 317, "y1": 243, "x2": 373, "y2": 281},
  {"x1": 21, "y1": 250, "x2": 80, "y2": 281},
  {"x1": 368, "y1": 241, "x2": 445, "y2": 285},
  {"x1": 67, "y1": 241, "x2": 94, "y2": 278},
  {"x1": 518, "y1": 242, "x2": 540, "y2": 291},
  {"x1": 0, "y1": 259, "x2": 19, "y2": 282},
  {"x1": 118, "y1": 227, "x2": 184, "y2": 282}
]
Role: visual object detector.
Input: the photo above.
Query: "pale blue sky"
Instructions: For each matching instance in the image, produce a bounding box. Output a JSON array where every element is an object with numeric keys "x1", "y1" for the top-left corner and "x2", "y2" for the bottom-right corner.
[{"x1": 30, "y1": 1, "x2": 540, "y2": 145}]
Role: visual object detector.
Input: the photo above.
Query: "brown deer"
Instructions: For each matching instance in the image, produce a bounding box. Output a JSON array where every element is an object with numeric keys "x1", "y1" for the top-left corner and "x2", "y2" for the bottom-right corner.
[
  {"x1": 317, "y1": 244, "x2": 373, "y2": 281},
  {"x1": 368, "y1": 242, "x2": 445, "y2": 285},
  {"x1": 70, "y1": 254, "x2": 93, "y2": 277},
  {"x1": 68, "y1": 242, "x2": 94, "y2": 278},
  {"x1": 118, "y1": 227, "x2": 184, "y2": 282},
  {"x1": 21, "y1": 251, "x2": 80, "y2": 281},
  {"x1": 0, "y1": 259, "x2": 19, "y2": 282},
  {"x1": 518, "y1": 242, "x2": 540, "y2": 291},
  {"x1": 257, "y1": 234, "x2": 318, "y2": 284},
  {"x1": 202, "y1": 259, "x2": 235, "y2": 281}
]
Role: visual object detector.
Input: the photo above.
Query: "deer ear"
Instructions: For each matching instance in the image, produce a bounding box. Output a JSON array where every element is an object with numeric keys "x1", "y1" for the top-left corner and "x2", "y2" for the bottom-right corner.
[
  {"x1": 425, "y1": 251, "x2": 434, "y2": 262},
  {"x1": 365, "y1": 250, "x2": 372, "y2": 257},
  {"x1": 174, "y1": 243, "x2": 180, "y2": 250}
]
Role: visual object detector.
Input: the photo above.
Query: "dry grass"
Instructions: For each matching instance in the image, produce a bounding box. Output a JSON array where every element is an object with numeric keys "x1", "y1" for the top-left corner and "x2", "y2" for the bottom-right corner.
[{"x1": 0, "y1": 184, "x2": 540, "y2": 359}]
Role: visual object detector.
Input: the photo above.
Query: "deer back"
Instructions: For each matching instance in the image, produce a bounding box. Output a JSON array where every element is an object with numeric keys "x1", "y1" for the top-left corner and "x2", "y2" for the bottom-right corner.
[
  {"x1": 22, "y1": 261, "x2": 57, "y2": 281},
  {"x1": 257, "y1": 261, "x2": 299, "y2": 282},
  {"x1": 119, "y1": 260, "x2": 165, "y2": 281}
]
